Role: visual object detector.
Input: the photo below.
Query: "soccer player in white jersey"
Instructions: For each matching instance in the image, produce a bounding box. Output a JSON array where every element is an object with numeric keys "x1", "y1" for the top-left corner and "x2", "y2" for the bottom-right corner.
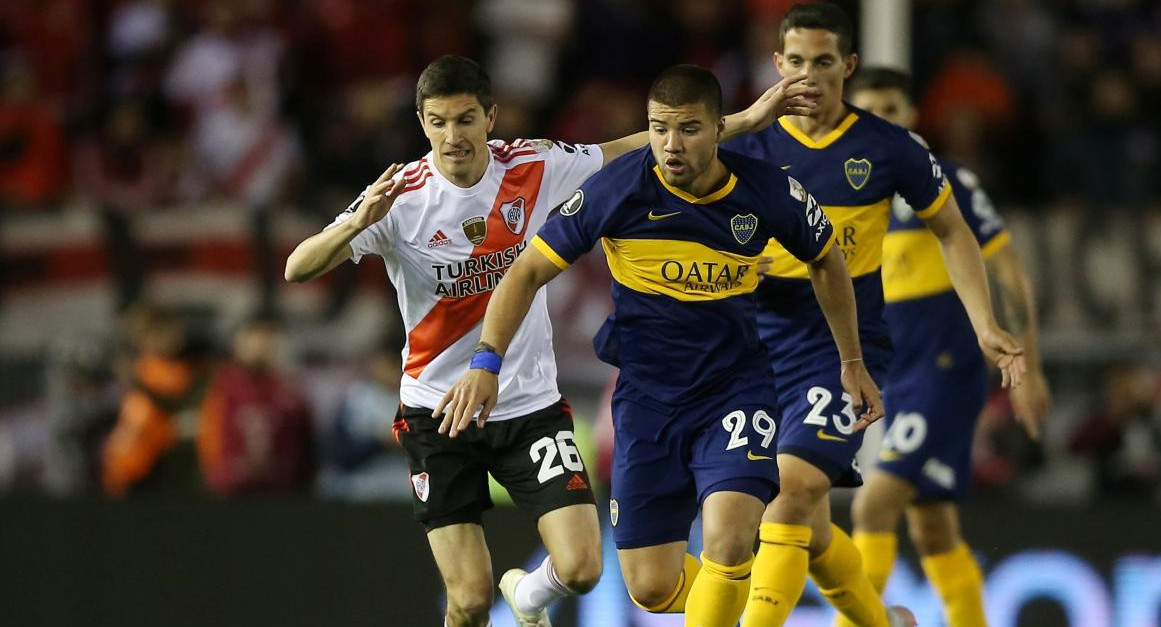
[{"x1": 284, "y1": 55, "x2": 816, "y2": 627}]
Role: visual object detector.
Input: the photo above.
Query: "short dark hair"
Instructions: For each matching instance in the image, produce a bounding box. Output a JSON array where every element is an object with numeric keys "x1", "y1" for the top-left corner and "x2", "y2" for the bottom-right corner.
[
  {"x1": 780, "y1": 2, "x2": 855, "y2": 56},
  {"x1": 415, "y1": 55, "x2": 494, "y2": 112},
  {"x1": 647, "y1": 64, "x2": 723, "y2": 118},
  {"x1": 847, "y1": 66, "x2": 913, "y2": 100}
]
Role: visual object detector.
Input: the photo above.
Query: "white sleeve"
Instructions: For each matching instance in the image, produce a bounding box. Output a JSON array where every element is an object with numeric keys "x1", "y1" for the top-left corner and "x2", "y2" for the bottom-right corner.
[
  {"x1": 325, "y1": 188, "x2": 395, "y2": 263},
  {"x1": 538, "y1": 140, "x2": 604, "y2": 206}
]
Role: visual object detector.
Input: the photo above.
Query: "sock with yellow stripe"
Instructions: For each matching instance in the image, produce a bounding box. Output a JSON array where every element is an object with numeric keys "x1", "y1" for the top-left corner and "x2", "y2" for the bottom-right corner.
[
  {"x1": 741, "y1": 523, "x2": 812, "y2": 627},
  {"x1": 811, "y1": 524, "x2": 890, "y2": 627},
  {"x1": 631, "y1": 553, "x2": 701, "y2": 613},
  {"x1": 922, "y1": 543, "x2": 987, "y2": 627},
  {"x1": 835, "y1": 532, "x2": 898, "y2": 627},
  {"x1": 685, "y1": 551, "x2": 754, "y2": 627}
]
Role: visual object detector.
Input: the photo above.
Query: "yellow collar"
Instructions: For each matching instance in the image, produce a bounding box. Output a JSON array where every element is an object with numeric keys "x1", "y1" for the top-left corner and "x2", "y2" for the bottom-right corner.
[
  {"x1": 778, "y1": 112, "x2": 859, "y2": 149},
  {"x1": 652, "y1": 165, "x2": 738, "y2": 204}
]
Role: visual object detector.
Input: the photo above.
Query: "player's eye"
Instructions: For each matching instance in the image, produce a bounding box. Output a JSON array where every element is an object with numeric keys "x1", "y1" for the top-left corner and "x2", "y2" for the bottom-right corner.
[
  {"x1": 431, "y1": 120, "x2": 445, "y2": 128},
  {"x1": 682, "y1": 126, "x2": 699, "y2": 135},
  {"x1": 652, "y1": 126, "x2": 667, "y2": 134}
]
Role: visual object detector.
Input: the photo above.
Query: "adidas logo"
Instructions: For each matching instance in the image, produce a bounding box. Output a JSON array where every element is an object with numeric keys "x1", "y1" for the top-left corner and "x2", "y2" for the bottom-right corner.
[
  {"x1": 565, "y1": 473, "x2": 588, "y2": 491},
  {"x1": 427, "y1": 230, "x2": 452, "y2": 248}
]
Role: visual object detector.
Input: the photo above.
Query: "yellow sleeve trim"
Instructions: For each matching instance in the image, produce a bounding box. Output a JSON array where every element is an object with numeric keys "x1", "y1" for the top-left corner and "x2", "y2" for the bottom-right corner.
[
  {"x1": 531, "y1": 235, "x2": 570, "y2": 270},
  {"x1": 980, "y1": 230, "x2": 1011, "y2": 260},
  {"x1": 810, "y1": 230, "x2": 838, "y2": 263},
  {"x1": 914, "y1": 182, "x2": 953, "y2": 220}
]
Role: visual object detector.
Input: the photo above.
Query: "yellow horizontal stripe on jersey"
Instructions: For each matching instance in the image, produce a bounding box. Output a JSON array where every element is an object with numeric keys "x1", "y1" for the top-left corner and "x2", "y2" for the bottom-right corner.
[
  {"x1": 882, "y1": 228, "x2": 950, "y2": 302},
  {"x1": 883, "y1": 228, "x2": 1012, "y2": 303},
  {"x1": 532, "y1": 235, "x2": 570, "y2": 270},
  {"x1": 601, "y1": 237, "x2": 763, "y2": 301},
  {"x1": 763, "y1": 199, "x2": 891, "y2": 279}
]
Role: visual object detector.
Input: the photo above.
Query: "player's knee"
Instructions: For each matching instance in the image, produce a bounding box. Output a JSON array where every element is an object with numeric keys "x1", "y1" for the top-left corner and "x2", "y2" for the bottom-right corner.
[
  {"x1": 770, "y1": 473, "x2": 829, "y2": 523},
  {"x1": 907, "y1": 513, "x2": 957, "y2": 555},
  {"x1": 444, "y1": 580, "x2": 493, "y2": 624},
  {"x1": 851, "y1": 487, "x2": 893, "y2": 531},
  {"x1": 624, "y1": 571, "x2": 681, "y2": 611},
  {"x1": 554, "y1": 549, "x2": 603, "y2": 594},
  {"x1": 702, "y1": 522, "x2": 758, "y2": 566}
]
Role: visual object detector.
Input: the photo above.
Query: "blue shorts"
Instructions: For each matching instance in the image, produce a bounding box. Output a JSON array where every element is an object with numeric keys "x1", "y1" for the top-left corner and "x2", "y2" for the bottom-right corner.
[
  {"x1": 775, "y1": 357, "x2": 889, "y2": 487},
  {"x1": 877, "y1": 360, "x2": 989, "y2": 501},
  {"x1": 608, "y1": 375, "x2": 781, "y2": 550}
]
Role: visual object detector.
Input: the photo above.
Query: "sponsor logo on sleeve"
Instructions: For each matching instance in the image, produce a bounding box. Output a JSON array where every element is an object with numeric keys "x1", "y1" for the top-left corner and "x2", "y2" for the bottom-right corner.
[{"x1": 559, "y1": 189, "x2": 584, "y2": 216}]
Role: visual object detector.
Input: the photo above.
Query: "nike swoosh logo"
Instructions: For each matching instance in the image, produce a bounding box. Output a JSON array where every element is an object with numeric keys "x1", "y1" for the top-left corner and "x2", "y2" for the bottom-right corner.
[
  {"x1": 746, "y1": 451, "x2": 773, "y2": 461},
  {"x1": 816, "y1": 429, "x2": 848, "y2": 443},
  {"x1": 647, "y1": 210, "x2": 681, "y2": 221},
  {"x1": 879, "y1": 451, "x2": 902, "y2": 461},
  {"x1": 780, "y1": 165, "x2": 792, "y2": 171}
]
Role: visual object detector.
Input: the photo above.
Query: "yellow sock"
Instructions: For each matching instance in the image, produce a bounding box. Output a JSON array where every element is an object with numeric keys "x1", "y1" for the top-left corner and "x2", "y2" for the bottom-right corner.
[
  {"x1": 835, "y1": 532, "x2": 897, "y2": 627},
  {"x1": 811, "y1": 525, "x2": 889, "y2": 627},
  {"x1": 631, "y1": 553, "x2": 701, "y2": 613},
  {"x1": 740, "y1": 523, "x2": 812, "y2": 627},
  {"x1": 922, "y1": 544, "x2": 987, "y2": 627},
  {"x1": 685, "y1": 551, "x2": 754, "y2": 627}
]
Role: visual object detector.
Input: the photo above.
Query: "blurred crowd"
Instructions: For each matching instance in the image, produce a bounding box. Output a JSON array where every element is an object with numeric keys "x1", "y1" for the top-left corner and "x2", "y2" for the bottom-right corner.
[{"x1": 1, "y1": 0, "x2": 1160, "y2": 503}]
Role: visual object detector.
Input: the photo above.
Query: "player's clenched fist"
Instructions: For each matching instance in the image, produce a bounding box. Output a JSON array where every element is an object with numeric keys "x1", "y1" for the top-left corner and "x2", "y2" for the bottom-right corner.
[
  {"x1": 434, "y1": 369, "x2": 499, "y2": 438},
  {"x1": 349, "y1": 163, "x2": 405, "y2": 231}
]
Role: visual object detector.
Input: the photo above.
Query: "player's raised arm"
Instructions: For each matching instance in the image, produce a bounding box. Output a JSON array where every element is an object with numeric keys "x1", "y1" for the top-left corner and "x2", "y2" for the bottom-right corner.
[
  {"x1": 721, "y1": 74, "x2": 819, "y2": 142},
  {"x1": 921, "y1": 196, "x2": 1026, "y2": 388},
  {"x1": 986, "y1": 243, "x2": 1051, "y2": 437},
  {"x1": 284, "y1": 164, "x2": 404, "y2": 282},
  {"x1": 434, "y1": 242, "x2": 566, "y2": 437},
  {"x1": 597, "y1": 74, "x2": 819, "y2": 165},
  {"x1": 806, "y1": 244, "x2": 884, "y2": 430}
]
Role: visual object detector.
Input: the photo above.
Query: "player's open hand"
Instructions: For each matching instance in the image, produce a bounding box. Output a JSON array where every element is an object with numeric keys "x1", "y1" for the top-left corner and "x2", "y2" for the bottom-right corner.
[
  {"x1": 979, "y1": 327, "x2": 1026, "y2": 389},
  {"x1": 742, "y1": 74, "x2": 820, "y2": 132},
  {"x1": 349, "y1": 163, "x2": 405, "y2": 231},
  {"x1": 840, "y1": 360, "x2": 884, "y2": 431},
  {"x1": 1009, "y1": 368, "x2": 1050, "y2": 440},
  {"x1": 433, "y1": 370, "x2": 499, "y2": 438}
]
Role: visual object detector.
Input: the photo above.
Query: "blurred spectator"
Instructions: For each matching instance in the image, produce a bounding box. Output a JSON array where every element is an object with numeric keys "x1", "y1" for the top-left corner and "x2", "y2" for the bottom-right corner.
[
  {"x1": 477, "y1": 0, "x2": 573, "y2": 108},
  {"x1": 43, "y1": 339, "x2": 121, "y2": 495},
  {"x1": 1070, "y1": 361, "x2": 1161, "y2": 499},
  {"x1": 199, "y1": 315, "x2": 314, "y2": 497},
  {"x1": 73, "y1": 99, "x2": 172, "y2": 311},
  {"x1": 919, "y1": 46, "x2": 1016, "y2": 174},
  {"x1": 316, "y1": 338, "x2": 409, "y2": 502},
  {"x1": 101, "y1": 304, "x2": 212, "y2": 497},
  {"x1": 0, "y1": 52, "x2": 67, "y2": 209}
]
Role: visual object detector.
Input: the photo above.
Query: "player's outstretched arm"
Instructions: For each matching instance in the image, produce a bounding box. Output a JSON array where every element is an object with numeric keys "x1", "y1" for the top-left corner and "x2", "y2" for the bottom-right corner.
[
  {"x1": 284, "y1": 164, "x2": 404, "y2": 282},
  {"x1": 986, "y1": 243, "x2": 1051, "y2": 438},
  {"x1": 721, "y1": 74, "x2": 819, "y2": 142},
  {"x1": 434, "y1": 245, "x2": 565, "y2": 437},
  {"x1": 806, "y1": 245, "x2": 884, "y2": 430},
  {"x1": 922, "y1": 196, "x2": 1026, "y2": 388}
]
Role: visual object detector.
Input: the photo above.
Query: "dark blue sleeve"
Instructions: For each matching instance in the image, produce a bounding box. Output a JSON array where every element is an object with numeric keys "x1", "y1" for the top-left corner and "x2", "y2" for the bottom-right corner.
[
  {"x1": 892, "y1": 128, "x2": 952, "y2": 218},
  {"x1": 764, "y1": 174, "x2": 836, "y2": 262},
  {"x1": 532, "y1": 173, "x2": 620, "y2": 268},
  {"x1": 943, "y1": 160, "x2": 1007, "y2": 248}
]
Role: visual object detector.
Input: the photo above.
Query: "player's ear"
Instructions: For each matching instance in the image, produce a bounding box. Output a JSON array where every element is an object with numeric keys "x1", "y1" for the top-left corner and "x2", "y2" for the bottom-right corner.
[
  {"x1": 773, "y1": 52, "x2": 783, "y2": 73},
  {"x1": 844, "y1": 53, "x2": 859, "y2": 80},
  {"x1": 716, "y1": 116, "x2": 726, "y2": 140},
  {"x1": 486, "y1": 104, "x2": 498, "y2": 134}
]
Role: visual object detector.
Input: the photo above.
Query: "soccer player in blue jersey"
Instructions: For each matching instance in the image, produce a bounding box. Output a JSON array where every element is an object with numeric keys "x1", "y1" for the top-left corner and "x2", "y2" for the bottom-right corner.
[
  {"x1": 843, "y1": 66, "x2": 1051, "y2": 627},
  {"x1": 437, "y1": 64, "x2": 881, "y2": 627},
  {"x1": 723, "y1": 4, "x2": 1027, "y2": 627}
]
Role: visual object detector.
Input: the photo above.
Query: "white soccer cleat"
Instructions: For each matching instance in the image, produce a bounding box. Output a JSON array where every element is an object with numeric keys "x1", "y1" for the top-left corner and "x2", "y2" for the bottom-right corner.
[
  {"x1": 887, "y1": 605, "x2": 918, "y2": 627},
  {"x1": 499, "y1": 568, "x2": 552, "y2": 627}
]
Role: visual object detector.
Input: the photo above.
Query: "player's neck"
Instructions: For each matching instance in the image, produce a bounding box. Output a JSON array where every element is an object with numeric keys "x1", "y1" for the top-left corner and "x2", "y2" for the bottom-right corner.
[
  {"x1": 684, "y1": 159, "x2": 730, "y2": 198},
  {"x1": 787, "y1": 101, "x2": 850, "y2": 140}
]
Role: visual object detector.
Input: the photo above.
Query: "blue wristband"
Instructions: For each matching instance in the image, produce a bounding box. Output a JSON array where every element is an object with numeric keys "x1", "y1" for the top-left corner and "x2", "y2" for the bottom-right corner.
[{"x1": 469, "y1": 350, "x2": 502, "y2": 374}]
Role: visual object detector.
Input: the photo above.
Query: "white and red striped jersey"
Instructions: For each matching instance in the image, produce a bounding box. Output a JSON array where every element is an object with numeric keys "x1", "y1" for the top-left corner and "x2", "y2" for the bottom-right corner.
[{"x1": 328, "y1": 139, "x2": 604, "y2": 420}]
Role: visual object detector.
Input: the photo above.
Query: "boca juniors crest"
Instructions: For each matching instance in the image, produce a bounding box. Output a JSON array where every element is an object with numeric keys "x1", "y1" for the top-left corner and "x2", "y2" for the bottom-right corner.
[
  {"x1": 462, "y1": 216, "x2": 487, "y2": 245},
  {"x1": 844, "y1": 158, "x2": 872, "y2": 190},
  {"x1": 730, "y1": 213, "x2": 758, "y2": 244},
  {"x1": 498, "y1": 197, "x2": 527, "y2": 235}
]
